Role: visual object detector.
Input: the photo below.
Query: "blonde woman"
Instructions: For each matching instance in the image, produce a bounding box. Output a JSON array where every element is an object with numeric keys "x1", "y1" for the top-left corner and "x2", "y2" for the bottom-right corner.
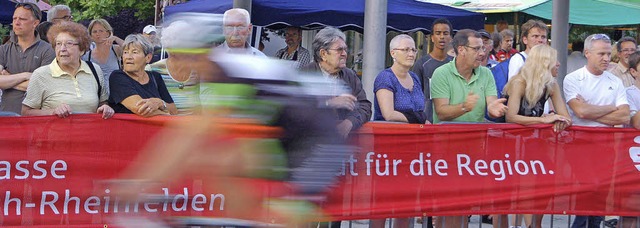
[
  {"x1": 502, "y1": 44, "x2": 571, "y2": 228},
  {"x1": 503, "y1": 44, "x2": 571, "y2": 133}
]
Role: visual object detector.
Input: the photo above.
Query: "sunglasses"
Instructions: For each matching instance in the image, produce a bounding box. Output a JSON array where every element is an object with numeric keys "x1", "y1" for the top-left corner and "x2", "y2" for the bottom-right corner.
[
  {"x1": 15, "y1": 3, "x2": 41, "y2": 21},
  {"x1": 590, "y1": 33, "x2": 611, "y2": 42}
]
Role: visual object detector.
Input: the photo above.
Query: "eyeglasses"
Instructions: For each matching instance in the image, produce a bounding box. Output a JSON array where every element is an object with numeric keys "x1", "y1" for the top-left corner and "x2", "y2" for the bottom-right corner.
[
  {"x1": 621, "y1": 48, "x2": 637, "y2": 53},
  {"x1": 328, "y1": 47, "x2": 348, "y2": 53},
  {"x1": 590, "y1": 34, "x2": 611, "y2": 42},
  {"x1": 465, "y1": 45, "x2": 486, "y2": 52},
  {"x1": 55, "y1": 41, "x2": 79, "y2": 48},
  {"x1": 15, "y1": 3, "x2": 41, "y2": 21},
  {"x1": 393, "y1": 47, "x2": 418, "y2": 53},
  {"x1": 53, "y1": 15, "x2": 73, "y2": 21},
  {"x1": 224, "y1": 25, "x2": 247, "y2": 32}
]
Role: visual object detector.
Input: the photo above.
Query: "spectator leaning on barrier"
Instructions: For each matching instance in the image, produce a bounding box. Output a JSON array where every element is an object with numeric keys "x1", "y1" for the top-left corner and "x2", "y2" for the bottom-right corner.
[
  {"x1": 565, "y1": 34, "x2": 630, "y2": 228},
  {"x1": 503, "y1": 45, "x2": 571, "y2": 132},
  {"x1": 216, "y1": 8, "x2": 265, "y2": 57},
  {"x1": 22, "y1": 22, "x2": 113, "y2": 119},
  {"x1": 301, "y1": 26, "x2": 371, "y2": 139},
  {"x1": 370, "y1": 34, "x2": 425, "y2": 228},
  {"x1": 373, "y1": 34, "x2": 427, "y2": 125},
  {"x1": 430, "y1": 28, "x2": 508, "y2": 228},
  {"x1": 0, "y1": 2, "x2": 55, "y2": 115},
  {"x1": 411, "y1": 18, "x2": 453, "y2": 123},
  {"x1": 564, "y1": 33, "x2": 629, "y2": 128},
  {"x1": 431, "y1": 29, "x2": 508, "y2": 124},
  {"x1": 508, "y1": 19, "x2": 548, "y2": 79},
  {"x1": 108, "y1": 34, "x2": 177, "y2": 117},
  {"x1": 275, "y1": 26, "x2": 311, "y2": 69},
  {"x1": 609, "y1": 36, "x2": 637, "y2": 87},
  {"x1": 47, "y1": 5, "x2": 72, "y2": 24}
]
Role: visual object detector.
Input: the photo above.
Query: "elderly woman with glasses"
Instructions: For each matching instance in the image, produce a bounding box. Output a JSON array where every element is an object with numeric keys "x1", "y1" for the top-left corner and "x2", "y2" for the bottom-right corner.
[
  {"x1": 301, "y1": 26, "x2": 371, "y2": 138},
  {"x1": 373, "y1": 34, "x2": 428, "y2": 124},
  {"x1": 22, "y1": 22, "x2": 114, "y2": 119},
  {"x1": 108, "y1": 34, "x2": 177, "y2": 117}
]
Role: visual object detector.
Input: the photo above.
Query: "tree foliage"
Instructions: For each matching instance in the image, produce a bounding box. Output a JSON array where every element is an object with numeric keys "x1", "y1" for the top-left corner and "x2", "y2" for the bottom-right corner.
[{"x1": 49, "y1": 0, "x2": 155, "y2": 20}]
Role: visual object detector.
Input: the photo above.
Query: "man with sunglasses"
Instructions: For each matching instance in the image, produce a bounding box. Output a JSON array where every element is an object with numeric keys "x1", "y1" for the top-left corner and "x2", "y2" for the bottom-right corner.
[
  {"x1": 0, "y1": 2, "x2": 55, "y2": 115},
  {"x1": 216, "y1": 8, "x2": 265, "y2": 57},
  {"x1": 565, "y1": 33, "x2": 630, "y2": 228}
]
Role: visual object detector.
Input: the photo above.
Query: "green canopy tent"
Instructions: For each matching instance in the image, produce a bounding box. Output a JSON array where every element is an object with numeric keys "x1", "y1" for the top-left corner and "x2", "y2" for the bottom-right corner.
[
  {"x1": 428, "y1": 0, "x2": 640, "y2": 26},
  {"x1": 522, "y1": 0, "x2": 640, "y2": 26}
]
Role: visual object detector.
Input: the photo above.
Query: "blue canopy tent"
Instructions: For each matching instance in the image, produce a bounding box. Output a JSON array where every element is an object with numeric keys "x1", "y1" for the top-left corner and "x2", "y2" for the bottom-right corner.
[
  {"x1": 164, "y1": 0, "x2": 485, "y2": 33},
  {"x1": 1, "y1": 0, "x2": 17, "y2": 25}
]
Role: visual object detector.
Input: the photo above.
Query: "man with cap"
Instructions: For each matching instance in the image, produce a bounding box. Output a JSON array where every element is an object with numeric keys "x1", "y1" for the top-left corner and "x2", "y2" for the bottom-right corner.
[
  {"x1": 142, "y1": 25, "x2": 163, "y2": 63},
  {"x1": 479, "y1": 29, "x2": 499, "y2": 68},
  {"x1": 0, "y1": 2, "x2": 55, "y2": 115},
  {"x1": 216, "y1": 8, "x2": 266, "y2": 56}
]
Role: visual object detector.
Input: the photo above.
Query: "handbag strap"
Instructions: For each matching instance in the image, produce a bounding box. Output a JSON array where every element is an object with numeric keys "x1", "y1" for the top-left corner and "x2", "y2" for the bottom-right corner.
[{"x1": 85, "y1": 61, "x2": 101, "y2": 98}]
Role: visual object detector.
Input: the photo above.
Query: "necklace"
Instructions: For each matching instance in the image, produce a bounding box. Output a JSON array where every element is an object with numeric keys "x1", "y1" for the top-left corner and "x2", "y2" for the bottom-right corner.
[{"x1": 166, "y1": 60, "x2": 195, "y2": 90}]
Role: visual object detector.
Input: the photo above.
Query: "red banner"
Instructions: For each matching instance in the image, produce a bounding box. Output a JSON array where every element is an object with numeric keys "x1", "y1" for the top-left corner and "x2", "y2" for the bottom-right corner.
[{"x1": 1, "y1": 114, "x2": 639, "y2": 226}]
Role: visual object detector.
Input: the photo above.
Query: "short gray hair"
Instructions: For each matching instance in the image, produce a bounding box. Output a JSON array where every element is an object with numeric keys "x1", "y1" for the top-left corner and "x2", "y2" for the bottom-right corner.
[
  {"x1": 47, "y1": 5, "x2": 71, "y2": 22},
  {"x1": 223, "y1": 8, "x2": 250, "y2": 25},
  {"x1": 389, "y1": 34, "x2": 414, "y2": 50},
  {"x1": 584, "y1": 33, "x2": 611, "y2": 51},
  {"x1": 123, "y1": 34, "x2": 154, "y2": 56},
  {"x1": 312, "y1": 27, "x2": 346, "y2": 62}
]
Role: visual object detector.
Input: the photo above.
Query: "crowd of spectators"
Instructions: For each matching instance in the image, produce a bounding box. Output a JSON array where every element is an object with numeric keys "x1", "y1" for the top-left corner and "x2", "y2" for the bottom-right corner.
[{"x1": 2, "y1": 3, "x2": 640, "y2": 227}]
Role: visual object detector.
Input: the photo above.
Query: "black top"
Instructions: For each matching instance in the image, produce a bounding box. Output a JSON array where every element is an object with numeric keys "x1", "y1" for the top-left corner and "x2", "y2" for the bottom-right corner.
[
  {"x1": 513, "y1": 89, "x2": 548, "y2": 117},
  {"x1": 108, "y1": 70, "x2": 174, "y2": 114},
  {"x1": 496, "y1": 88, "x2": 548, "y2": 123}
]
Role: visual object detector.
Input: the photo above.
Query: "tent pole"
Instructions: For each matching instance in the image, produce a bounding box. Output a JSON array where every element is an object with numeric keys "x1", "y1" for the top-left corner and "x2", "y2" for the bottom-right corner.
[
  {"x1": 362, "y1": 0, "x2": 388, "y2": 108},
  {"x1": 551, "y1": 0, "x2": 569, "y2": 91},
  {"x1": 514, "y1": 12, "x2": 520, "y2": 51}
]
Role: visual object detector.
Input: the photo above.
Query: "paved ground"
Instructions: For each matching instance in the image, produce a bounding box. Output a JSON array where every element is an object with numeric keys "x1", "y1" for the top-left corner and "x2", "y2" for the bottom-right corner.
[{"x1": 336, "y1": 215, "x2": 576, "y2": 227}]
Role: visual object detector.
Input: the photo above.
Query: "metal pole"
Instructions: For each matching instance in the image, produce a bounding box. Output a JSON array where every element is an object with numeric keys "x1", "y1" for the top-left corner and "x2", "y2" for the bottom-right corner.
[
  {"x1": 362, "y1": 0, "x2": 388, "y2": 107},
  {"x1": 233, "y1": 0, "x2": 251, "y2": 14},
  {"x1": 551, "y1": 0, "x2": 570, "y2": 90}
]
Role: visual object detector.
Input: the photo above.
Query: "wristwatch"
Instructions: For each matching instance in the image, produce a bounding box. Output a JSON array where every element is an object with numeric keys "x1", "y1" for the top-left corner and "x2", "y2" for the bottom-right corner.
[
  {"x1": 161, "y1": 100, "x2": 167, "y2": 111},
  {"x1": 461, "y1": 105, "x2": 468, "y2": 113}
]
